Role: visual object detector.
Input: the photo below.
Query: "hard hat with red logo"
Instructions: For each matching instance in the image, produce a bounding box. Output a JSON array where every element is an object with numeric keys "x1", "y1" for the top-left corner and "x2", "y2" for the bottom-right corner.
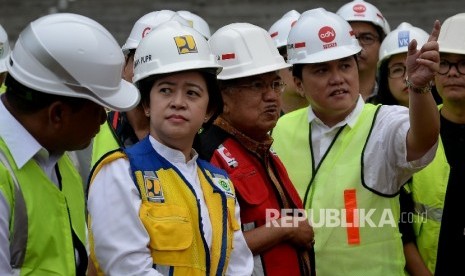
[
  {"x1": 336, "y1": 0, "x2": 390, "y2": 36},
  {"x1": 7, "y1": 13, "x2": 140, "y2": 111},
  {"x1": 177, "y1": 10, "x2": 211, "y2": 39},
  {"x1": 287, "y1": 8, "x2": 362, "y2": 64},
  {"x1": 209, "y1": 23, "x2": 291, "y2": 80},
  {"x1": 132, "y1": 21, "x2": 221, "y2": 85},
  {"x1": 0, "y1": 24, "x2": 10, "y2": 73},
  {"x1": 438, "y1": 13, "x2": 465, "y2": 55},
  {"x1": 268, "y1": 10, "x2": 301, "y2": 49},
  {"x1": 121, "y1": 10, "x2": 190, "y2": 54},
  {"x1": 378, "y1": 22, "x2": 428, "y2": 67}
]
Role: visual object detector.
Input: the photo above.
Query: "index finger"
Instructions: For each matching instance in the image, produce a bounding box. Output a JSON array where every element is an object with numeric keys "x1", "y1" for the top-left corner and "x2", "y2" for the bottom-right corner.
[{"x1": 428, "y1": 20, "x2": 441, "y2": 42}]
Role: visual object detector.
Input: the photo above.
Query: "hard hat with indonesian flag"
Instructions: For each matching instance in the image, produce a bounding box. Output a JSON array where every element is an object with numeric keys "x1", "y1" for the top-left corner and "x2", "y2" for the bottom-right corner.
[
  {"x1": 336, "y1": 0, "x2": 390, "y2": 36},
  {"x1": 287, "y1": 8, "x2": 362, "y2": 64},
  {"x1": 437, "y1": 13, "x2": 465, "y2": 55},
  {"x1": 121, "y1": 10, "x2": 190, "y2": 54},
  {"x1": 268, "y1": 10, "x2": 301, "y2": 49},
  {"x1": 7, "y1": 13, "x2": 140, "y2": 111},
  {"x1": 378, "y1": 22, "x2": 429, "y2": 67},
  {"x1": 209, "y1": 22, "x2": 291, "y2": 80},
  {"x1": 132, "y1": 21, "x2": 221, "y2": 85}
]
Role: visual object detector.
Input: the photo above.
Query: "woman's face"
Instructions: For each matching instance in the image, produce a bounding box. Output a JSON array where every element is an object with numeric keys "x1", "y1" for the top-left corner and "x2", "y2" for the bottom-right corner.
[
  {"x1": 143, "y1": 71, "x2": 210, "y2": 153},
  {"x1": 387, "y1": 53, "x2": 409, "y2": 107}
]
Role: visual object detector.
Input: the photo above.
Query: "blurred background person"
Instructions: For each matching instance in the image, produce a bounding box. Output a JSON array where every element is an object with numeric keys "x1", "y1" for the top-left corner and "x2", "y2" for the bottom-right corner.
[
  {"x1": 268, "y1": 10, "x2": 308, "y2": 114},
  {"x1": 337, "y1": 0, "x2": 391, "y2": 102}
]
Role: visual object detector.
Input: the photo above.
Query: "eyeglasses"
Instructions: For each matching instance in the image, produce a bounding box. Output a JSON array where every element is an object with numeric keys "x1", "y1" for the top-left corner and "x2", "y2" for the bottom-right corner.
[
  {"x1": 438, "y1": 59, "x2": 465, "y2": 75},
  {"x1": 388, "y1": 64, "x2": 406, "y2": 79},
  {"x1": 234, "y1": 80, "x2": 286, "y2": 94},
  {"x1": 355, "y1": 33, "x2": 379, "y2": 46}
]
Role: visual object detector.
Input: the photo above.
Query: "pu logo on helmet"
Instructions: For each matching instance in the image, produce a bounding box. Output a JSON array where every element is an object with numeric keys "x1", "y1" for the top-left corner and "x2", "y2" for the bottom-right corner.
[
  {"x1": 319, "y1": 26, "x2": 336, "y2": 43},
  {"x1": 174, "y1": 35, "x2": 198, "y2": 54},
  {"x1": 142, "y1": 27, "x2": 151, "y2": 38},
  {"x1": 353, "y1": 4, "x2": 366, "y2": 13}
]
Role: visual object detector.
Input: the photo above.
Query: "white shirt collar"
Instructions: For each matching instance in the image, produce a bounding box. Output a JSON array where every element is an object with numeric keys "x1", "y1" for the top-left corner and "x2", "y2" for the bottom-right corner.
[
  {"x1": 307, "y1": 95, "x2": 365, "y2": 130},
  {"x1": 148, "y1": 135, "x2": 198, "y2": 166},
  {"x1": 0, "y1": 96, "x2": 43, "y2": 169}
]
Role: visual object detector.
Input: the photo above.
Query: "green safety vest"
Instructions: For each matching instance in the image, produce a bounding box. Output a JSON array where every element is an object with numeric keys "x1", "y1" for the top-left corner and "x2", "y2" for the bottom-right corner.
[
  {"x1": 0, "y1": 138, "x2": 86, "y2": 276},
  {"x1": 272, "y1": 104, "x2": 405, "y2": 276},
  {"x1": 410, "y1": 137, "x2": 449, "y2": 273}
]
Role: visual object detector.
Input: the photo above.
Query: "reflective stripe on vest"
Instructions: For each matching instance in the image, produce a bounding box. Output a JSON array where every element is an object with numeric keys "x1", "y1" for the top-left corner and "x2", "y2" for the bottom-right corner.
[
  {"x1": 414, "y1": 202, "x2": 443, "y2": 222},
  {"x1": 0, "y1": 149, "x2": 27, "y2": 268}
]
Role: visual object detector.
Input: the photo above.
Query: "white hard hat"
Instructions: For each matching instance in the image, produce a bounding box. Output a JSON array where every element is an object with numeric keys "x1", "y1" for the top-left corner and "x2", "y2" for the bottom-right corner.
[
  {"x1": 132, "y1": 21, "x2": 221, "y2": 85},
  {"x1": 438, "y1": 13, "x2": 465, "y2": 55},
  {"x1": 287, "y1": 8, "x2": 362, "y2": 64},
  {"x1": 0, "y1": 24, "x2": 10, "y2": 73},
  {"x1": 209, "y1": 23, "x2": 291, "y2": 80},
  {"x1": 177, "y1": 10, "x2": 211, "y2": 39},
  {"x1": 268, "y1": 10, "x2": 301, "y2": 48},
  {"x1": 121, "y1": 10, "x2": 190, "y2": 54},
  {"x1": 378, "y1": 22, "x2": 429, "y2": 66},
  {"x1": 7, "y1": 13, "x2": 140, "y2": 111},
  {"x1": 336, "y1": 0, "x2": 390, "y2": 36}
]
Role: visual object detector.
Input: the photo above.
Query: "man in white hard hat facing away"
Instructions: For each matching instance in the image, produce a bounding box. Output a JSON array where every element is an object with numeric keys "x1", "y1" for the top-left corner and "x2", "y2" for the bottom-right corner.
[
  {"x1": 0, "y1": 13, "x2": 139, "y2": 275},
  {"x1": 272, "y1": 8, "x2": 440, "y2": 276}
]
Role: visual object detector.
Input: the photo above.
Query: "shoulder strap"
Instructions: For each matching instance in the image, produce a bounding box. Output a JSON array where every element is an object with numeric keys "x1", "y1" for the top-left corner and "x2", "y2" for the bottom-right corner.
[{"x1": 0, "y1": 149, "x2": 27, "y2": 268}]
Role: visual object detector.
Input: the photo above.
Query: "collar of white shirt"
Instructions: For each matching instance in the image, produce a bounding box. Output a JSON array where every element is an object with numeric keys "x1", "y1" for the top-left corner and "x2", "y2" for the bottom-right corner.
[{"x1": 307, "y1": 95, "x2": 365, "y2": 130}]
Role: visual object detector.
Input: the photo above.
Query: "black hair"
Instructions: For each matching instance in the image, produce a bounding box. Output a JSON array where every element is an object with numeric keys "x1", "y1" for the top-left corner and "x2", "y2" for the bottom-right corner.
[
  {"x1": 4, "y1": 74, "x2": 88, "y2": 114},
  {"x1": 292, "y1": 54, "x2": 360, "y2": 80}
]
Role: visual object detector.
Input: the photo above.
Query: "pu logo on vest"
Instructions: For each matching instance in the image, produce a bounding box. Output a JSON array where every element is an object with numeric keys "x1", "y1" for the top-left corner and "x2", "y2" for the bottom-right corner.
[
  {"x1": 174, "y1": 35, "x2": 198, "y2": 54},
  {"x1": 144, "y1": 175, "x2": 164, "y2": 202}
]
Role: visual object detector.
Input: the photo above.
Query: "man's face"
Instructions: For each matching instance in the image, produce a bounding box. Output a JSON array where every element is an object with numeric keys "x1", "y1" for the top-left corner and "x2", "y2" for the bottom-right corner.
[
  {"x1": 350, "y1": 21, "x2": 382, "y2": 74},
  {"x1": 435, "y1": 53, "x2": 465, "y2": 105},
  {"x1": 296, "y1": 56, "x2": 360, "y2": 126}
]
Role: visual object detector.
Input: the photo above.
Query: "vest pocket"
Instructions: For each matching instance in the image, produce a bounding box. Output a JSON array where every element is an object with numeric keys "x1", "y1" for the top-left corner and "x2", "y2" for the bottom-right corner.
[
  {"x1": 140, "y1": 203, "x2": 193, "y2": 251},
  {"x1": 232, "y1": 168, "x2": 269, "y2": 205}
]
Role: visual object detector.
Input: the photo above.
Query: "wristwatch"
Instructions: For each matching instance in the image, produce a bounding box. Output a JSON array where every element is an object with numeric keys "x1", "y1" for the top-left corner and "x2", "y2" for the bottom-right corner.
[{"x1": 405, "y1": 77, "x2": 432, "y2": 94}]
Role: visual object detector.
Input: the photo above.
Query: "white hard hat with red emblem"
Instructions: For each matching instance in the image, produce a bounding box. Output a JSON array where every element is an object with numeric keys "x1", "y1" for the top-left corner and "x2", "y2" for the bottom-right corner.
[
  {"x1": 287, "y1": 8, "x2": 362, "y2": 64},
  {"x1": 209, "y1": 22, "x2": 290, "y2": 80},
  {"x1": 336, "y1": 0, "x2": 390, "y2": 36}
]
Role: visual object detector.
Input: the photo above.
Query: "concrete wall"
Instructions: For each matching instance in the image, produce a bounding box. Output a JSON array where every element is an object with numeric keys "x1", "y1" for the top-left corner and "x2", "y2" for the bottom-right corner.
[{"x1": 1, "y1": 0, "x2": 463, "y2": 47}]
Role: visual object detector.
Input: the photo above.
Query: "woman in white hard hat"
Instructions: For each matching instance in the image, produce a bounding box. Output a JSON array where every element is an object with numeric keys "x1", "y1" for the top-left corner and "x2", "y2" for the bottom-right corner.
[
  {"x1": 90, "y1": 10, "x2": 190, "y2": 168},
  {"x1": 375, "y1": 22, "x2": 436, "y2": 276},
  {"x1": 0, "y1": 13, "x2": 139, "y2": 275},
  {"x1": 196, "y1": 22, "x2": 315, "y2": 276},
  {"x1": 87, "y1": 21, "x2": 253, "y2": 275},
  {"x1": 272, "y1": 8, "x2": 440, "y2": 276}
]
